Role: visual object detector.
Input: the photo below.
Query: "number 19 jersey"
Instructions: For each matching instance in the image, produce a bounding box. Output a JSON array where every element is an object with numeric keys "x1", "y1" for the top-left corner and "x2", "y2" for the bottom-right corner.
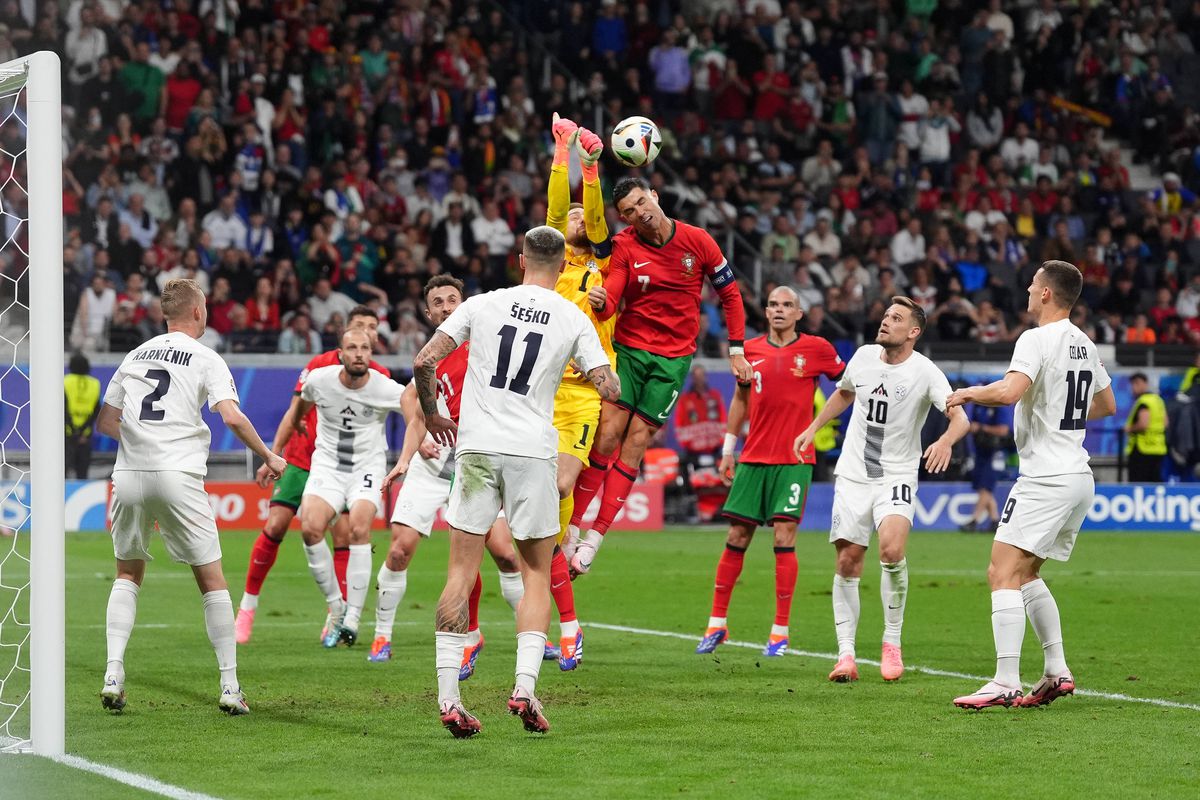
[
  {"x1": 834, "y1": 345, "x2": 952, "y2": 483},
  {"x1": 437, "y1": 285, "x2": 610, "y2": 460},
  {"x1": 1007, "y1": 319, "x2": 1111, "y2": 478},
  {"x1": 103, "y1": 333, "x2": 239, "y2": 476}
]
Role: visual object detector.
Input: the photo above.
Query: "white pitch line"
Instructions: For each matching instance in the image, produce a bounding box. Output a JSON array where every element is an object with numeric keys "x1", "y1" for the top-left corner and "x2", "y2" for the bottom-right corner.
[
  {"x1": 49, "y1": 754, "x2": 225, "y2": 800},
  {"x1": 588, "y1": 622, "x2": 1200, "y2": 712}
]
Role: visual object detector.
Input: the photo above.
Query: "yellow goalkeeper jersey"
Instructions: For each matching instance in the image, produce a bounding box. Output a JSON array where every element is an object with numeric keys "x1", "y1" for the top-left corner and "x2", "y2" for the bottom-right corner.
[{"x1": 554, "y1": 253, "x2": 617, "y2": 387}]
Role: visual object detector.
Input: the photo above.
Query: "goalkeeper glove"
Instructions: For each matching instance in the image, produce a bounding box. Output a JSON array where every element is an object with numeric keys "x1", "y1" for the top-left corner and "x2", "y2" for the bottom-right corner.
[
  {"x1": 572, "y1": 126, "x2": 604, "y2": 182},
  {"x1": 552, "y1": 112, "x2": 578, "y2": 167}
]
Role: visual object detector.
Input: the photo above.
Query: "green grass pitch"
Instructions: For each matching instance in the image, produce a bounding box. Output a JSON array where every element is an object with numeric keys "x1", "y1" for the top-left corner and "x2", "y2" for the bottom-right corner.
[{"x1": 4, "y1": 528, "x2": 1200, "y2": 798}]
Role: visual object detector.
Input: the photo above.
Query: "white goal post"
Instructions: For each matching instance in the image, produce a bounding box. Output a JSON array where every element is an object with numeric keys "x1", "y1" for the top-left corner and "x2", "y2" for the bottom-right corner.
[{"x1": 0, "y1": 50, "x2": 64, "y2": 757}]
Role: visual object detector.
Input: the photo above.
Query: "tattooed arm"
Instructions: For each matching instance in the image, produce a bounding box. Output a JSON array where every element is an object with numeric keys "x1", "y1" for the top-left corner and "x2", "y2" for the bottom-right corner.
[
  {"x1": 586, "y1": 365, "x2": 621, "y2": 403},
  {"x1": 413, "y1": 331, "x2": 459, "y2": 445}
]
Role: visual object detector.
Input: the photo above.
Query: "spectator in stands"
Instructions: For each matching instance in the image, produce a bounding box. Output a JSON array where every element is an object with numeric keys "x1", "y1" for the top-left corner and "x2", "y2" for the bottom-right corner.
[
  {"x1": 1125, "y1": 373, "x2": 1169, "y2": 483},
  {"x1": 675, "y1": 364, "x2": 727, "y2": 480},
  {"x1": 202, "y1": 193, "x2": 248, "y2": 251},
  {"x1": 71, "y1": 273, "x2": 115, "y2": 351},
  {"x1": 307, "y1": 277, "x2": 356, "y2": 332},
  {"x1": 277, "y1": 311, "x2": 322, "y2": 355},
  {"x1": 137, "y1": 298, "x2": 167, "y2": 342}
]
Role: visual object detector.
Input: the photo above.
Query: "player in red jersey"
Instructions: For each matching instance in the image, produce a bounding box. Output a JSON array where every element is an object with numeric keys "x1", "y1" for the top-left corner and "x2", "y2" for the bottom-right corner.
[
  {"x1": 234, "y1": 306, "x2": 390, "y2": 644},
  {"x1": 695, "y1": 287, "x2": 845, "y2": 656},
  {"x1": 568, "y1": 177, "x2": 752, "y2": 575},
  {"x1": 372, "y1": 277, "x2": 527, "y2": 670}
]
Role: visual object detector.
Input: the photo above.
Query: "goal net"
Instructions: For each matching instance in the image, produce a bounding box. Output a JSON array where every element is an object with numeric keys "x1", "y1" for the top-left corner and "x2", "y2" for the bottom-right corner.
[{"x1": 0, "y1": 52, "x2": 63, "y2": 756}]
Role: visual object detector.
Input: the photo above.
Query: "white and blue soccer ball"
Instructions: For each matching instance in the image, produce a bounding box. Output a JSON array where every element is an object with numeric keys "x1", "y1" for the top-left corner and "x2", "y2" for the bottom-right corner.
[{"x1": 610, "y1": 116, "x2": 662, "y2": 168}]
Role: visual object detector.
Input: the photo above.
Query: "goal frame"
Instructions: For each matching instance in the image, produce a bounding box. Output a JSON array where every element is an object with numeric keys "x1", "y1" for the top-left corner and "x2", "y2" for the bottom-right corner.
[{"x1": 3, "y1": 50, "x2": 65, "y2": 757}]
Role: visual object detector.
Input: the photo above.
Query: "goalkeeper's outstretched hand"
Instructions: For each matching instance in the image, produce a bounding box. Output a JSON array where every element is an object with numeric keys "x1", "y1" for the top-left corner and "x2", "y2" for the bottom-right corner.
[
  {"x1": 552, "y1": 112, "x2": 578, "y2": 163},
  {"x1": 572, "y1": 127, "x2": 604, "y2": 168}
]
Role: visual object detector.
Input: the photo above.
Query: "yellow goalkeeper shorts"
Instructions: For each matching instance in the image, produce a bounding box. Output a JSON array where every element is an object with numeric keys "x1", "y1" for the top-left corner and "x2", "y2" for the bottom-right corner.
[{"x1": 554, "y1": 382, "x2": 601, "y2": 459}]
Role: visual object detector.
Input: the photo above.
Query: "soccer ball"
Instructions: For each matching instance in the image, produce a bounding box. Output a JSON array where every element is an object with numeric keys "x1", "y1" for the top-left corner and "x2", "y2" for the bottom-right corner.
[{"x1": 610, "y1": 116, "x2": 662, "y2": 168}]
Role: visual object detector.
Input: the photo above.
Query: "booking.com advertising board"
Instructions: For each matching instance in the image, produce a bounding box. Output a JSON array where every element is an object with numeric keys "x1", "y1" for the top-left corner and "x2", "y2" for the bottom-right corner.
[{"x1": 4, "y1": 480, "x2": 1198, "y2": 534}]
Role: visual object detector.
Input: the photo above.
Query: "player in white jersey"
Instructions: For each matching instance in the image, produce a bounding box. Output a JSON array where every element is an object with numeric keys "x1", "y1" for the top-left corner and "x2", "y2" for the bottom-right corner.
[
  {"x1": 369, "y1": 276, "x2": 528, "y2": 670},
  {"x1": 415, "y1": 226, "x2": 620, "y2": 737},
  {"x1": 292, "y1": 329, "x2": 407, "y2": 648},
  {"x1": 947, "y1": 261, "x2": 1115, "y2": 710},
  {"x1": 795, "y1": 296, "x2": 969, "y2": 683},
  {"x1": 96, "y1": 279, "x2": 286, "y2": 716}
]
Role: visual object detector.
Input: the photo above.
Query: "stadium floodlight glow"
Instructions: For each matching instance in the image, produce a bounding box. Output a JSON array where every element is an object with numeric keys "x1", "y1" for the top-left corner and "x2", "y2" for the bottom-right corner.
[{"x1": 0, "y1": 51, "x2": 64, "y2": 757}]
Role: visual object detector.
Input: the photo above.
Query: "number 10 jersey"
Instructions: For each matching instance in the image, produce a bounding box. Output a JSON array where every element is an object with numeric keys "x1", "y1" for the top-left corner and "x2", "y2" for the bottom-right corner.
[
  {"x1": 834, "y1": 345, "x2": 953, "y2": 484},
  {"x1": 1007, "y1": 319, "x2": 1111, "y2": 479}
]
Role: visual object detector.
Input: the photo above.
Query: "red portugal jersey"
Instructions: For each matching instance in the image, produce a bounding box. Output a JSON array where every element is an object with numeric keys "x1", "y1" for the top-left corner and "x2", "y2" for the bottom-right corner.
[
  {"x1": 436, "y1": 342, "x2": 469, "y2": 424},
  {"x1": 675, "y1": 387, "x2": 727, "y2": 453},
  {"x1": 286, "y1": 350, "x2": 391, "y2": 471},
  {"x1": 603, "y1": 221, "x2": 745, "y2": 358},
  {"x1": 740, "y1": 334, "x2": 844, "y2": 465}
]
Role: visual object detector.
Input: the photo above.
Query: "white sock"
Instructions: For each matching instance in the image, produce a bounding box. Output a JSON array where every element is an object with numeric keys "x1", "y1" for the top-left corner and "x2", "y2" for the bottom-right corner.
[
  {"x1": 880, "y1": 559, "x2": 908, "y2": 647},
  {"x1": 105, "y1": 578, "x2": 139, "y2": 681},
  {"x1": 497, "y1": 570, "x2": 524, "y2": 613},
  {"x1": 342, "y1": 544, "x2": 372, "y2": 630},
  {"x1": 770, "y1": 624, "x2": 788, "y2": 638},
  {"x1": 832, "y1": 575, "x2": 861, "y2": 658},
  {"x1": 202, "y1": 590, "x2": 238, "y2": 688},
  {"x1": 1022, "y1": 579, "x2": 1068, "y2": 676},
  {"x1": 303, "y1": 541, "x2": 341, "y2": 604},
  {"x1": 514, "y1": 630, "x2": 547, "y2": 696},
  {"x1": 435, "y1": 631, "x2": 467, "y2": 707},
  {"x1": 239, "y1": 592, "x2": 258, "y2": 612},
  {"x1": 374, "y1": 565, "x2": 407, "y2": 641},
  {"x1": 706, "y1": 616, "x2": 727, "y2": 630},
  {"x1": 466, "y1": 628, "x2": 482, "y2": 647},
  {"x1": 991, "y1": 589, "x2": 1026, "y2": 687},
  {"x1": 560, "y1": 619, "x2": 580, "y2": 641}
]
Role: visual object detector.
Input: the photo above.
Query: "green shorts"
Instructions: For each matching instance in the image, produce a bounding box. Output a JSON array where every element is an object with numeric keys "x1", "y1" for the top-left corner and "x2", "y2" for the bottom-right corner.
[
  {"x1": 613, "y1": 343, "x2": 692, "y2": 425},
  {"x1": 269, "y1": 464, "x2": 310, "y2": 510},
  {"x1": 721, "y1": 463, "x2": 813, "y2": 526}
]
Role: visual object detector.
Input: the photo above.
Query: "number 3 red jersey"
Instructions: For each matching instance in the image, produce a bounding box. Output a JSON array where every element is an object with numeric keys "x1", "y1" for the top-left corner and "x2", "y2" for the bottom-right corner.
[
  {"x1": 600, "y1": 221, "x2": 746, "y2": 358},
  {"x1": 740, "y1": 334, "x2": 844, "y2": 465},
  {"x1": 285, "y1": 350, "x2": 390, "y2": 471}
]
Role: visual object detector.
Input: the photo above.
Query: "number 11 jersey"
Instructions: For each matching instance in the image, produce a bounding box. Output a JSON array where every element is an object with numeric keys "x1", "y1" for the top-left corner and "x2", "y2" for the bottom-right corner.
[
  {"x1": 437, "y1": 285, "x2": 610, "y2": 460},
  {"x1": 1007, "y1": 319, "x2": 1111, "y2": 478}
]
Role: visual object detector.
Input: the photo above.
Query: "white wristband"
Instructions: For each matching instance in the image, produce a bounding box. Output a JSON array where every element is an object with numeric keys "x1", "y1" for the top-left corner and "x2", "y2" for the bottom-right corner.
[
  {"x1": 722, "y1": 432, "x2": 737, "y2": 456},
  {"x1": 728, "y1": 346, "x2": 745, "y2": 357}
]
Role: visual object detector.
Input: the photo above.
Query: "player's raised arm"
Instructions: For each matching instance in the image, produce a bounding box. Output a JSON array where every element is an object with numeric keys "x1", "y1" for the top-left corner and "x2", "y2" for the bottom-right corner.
[
  {"x1": 215, "y1": 399, "x2": 287, "y2": 478},
  {"x1": 574, "y1": 126, "x2": 609, "y2": 250},
  {"x1": 413, "y1": 330, "x2": 460, "y2": 445},
  {"x1": 700, "y1": 235, "x2": 750, "y2": 381},
  {"x1": 546, "y1": 112, "x2": 578, "y2": 235},
  {"x1": 719, "y1": 381, "x2": 752, "y2": 485},
  {"x1": 946, "y1": 371, "x2": 1033, "y2": 409}
]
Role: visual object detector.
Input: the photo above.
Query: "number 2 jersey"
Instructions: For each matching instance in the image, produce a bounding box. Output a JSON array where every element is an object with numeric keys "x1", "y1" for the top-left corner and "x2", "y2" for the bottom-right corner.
[
  {"x1": 103, "y1": 333, "x2": 239, "y2": 476},
  {"x1": 740, "y1": 334, "x2": 844, "y2": 465},
  {"x1": 437, "y1": 284, "x2": 610, "y2": 460},
  {"x1": 285, "y1": 350, "x2": 391, "y2": 471},
  {"x1": 1007, "y1": 319, "x2": 1111, "y2": 478},
  {"x1": 300, "y1": 365, "x2": 407, "y2": 474},
  {"x1": 835, "y1": 345, "x2": 953, "y2": 483}
]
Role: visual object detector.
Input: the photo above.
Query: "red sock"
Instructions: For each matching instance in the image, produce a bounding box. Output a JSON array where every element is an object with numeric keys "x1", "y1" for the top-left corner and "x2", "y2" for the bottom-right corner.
[
  {"x1": 550, "y1": 548, "x2": 576, "y2": 623},
  {"x1": 711, "y1": 544, "x2": 746, "y2": 619},
  {"x1": 333, "y1": 547, "x2": 349, "y2": 600},
  {"x1": 468, "y1": 572, "x2": 482, "y2": 633},
  {"x1": 774, "y1": 547, "x2": 798, "y2": 627},
  {"x1": 592, "y1": 459, "x2": 637, "y2": 535},
  {"x1": 570, "y1": 450, "x2": 614, "y2": 526},
  {"x1": 244, "y1": 531, "x2": 282, "y2": 595}
]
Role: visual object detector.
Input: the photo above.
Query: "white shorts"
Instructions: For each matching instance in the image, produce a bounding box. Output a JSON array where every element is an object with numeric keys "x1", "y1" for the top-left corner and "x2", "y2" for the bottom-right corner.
[
  {"x1": 303, "y1": 460, "x2": 386, "y2": 517},
  {"x1": 110, "y1": 470, "x2": 220, "y2": 566},
  {"x1": 391, "y1": 453, "x2": 452, "y2": 537},
  {"x1": 995, "y1": 473, "x2": 1094, "y2": 562},
  {"x1": 446, "y1": 452, "x2": 557, "y2": 540},
  {"x1": 829, "y1": 476, "x2": 917, "y2": 547}
]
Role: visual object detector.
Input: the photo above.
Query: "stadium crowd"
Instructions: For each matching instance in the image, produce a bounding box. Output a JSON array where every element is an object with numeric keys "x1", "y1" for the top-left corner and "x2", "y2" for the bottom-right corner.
[{"x1": 3, "y1": 0, "x2": 1200, "y2": 355}]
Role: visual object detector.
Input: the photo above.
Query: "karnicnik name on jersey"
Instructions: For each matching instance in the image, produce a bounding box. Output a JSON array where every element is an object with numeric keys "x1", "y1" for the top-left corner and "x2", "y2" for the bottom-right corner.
[
  {"x1": 130, "y1": 346, "x2": 194, "y2": 367},
  {"x1": 511, "y1": 302, "x2": 551, "y2": 325}
]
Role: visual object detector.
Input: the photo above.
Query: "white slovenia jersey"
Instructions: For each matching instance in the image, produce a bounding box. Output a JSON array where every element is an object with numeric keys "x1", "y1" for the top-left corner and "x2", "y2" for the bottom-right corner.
[
  {"x1": 301, "y1": 365, "x2": 406, "y2": 473},
  {"x1": 835, "y1": 345, "x2": 952, "y2": 483},
  {"x1": 438, "y1": 285, "x2": 610, "y2": 459},
  {"x1": 1007, "y1": 319, "x2": 1111, "y2": 478},
  {"x1": 103, "y1": 332, "x2": 239, "y2": 475}
]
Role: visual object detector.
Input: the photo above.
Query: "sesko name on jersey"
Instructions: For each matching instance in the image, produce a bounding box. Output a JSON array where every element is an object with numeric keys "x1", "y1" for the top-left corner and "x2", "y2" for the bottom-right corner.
[{"x1": 510, "y1": 303, "x2": 551, "y2": 325}]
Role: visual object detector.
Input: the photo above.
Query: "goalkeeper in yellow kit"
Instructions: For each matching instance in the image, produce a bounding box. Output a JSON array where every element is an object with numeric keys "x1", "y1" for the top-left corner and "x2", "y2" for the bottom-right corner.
[{"x1": 543, "y1": 112, "x2": 616, "y2": 670}]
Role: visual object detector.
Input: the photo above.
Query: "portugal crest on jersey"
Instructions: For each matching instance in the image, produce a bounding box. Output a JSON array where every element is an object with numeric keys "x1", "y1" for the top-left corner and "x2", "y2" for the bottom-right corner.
[
  {"x1": 681, "y1": 252, "x2": 696, "y2": 275},
  {"x1": 793, "y1": 354, "x2": 807, "y2": 375}
]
